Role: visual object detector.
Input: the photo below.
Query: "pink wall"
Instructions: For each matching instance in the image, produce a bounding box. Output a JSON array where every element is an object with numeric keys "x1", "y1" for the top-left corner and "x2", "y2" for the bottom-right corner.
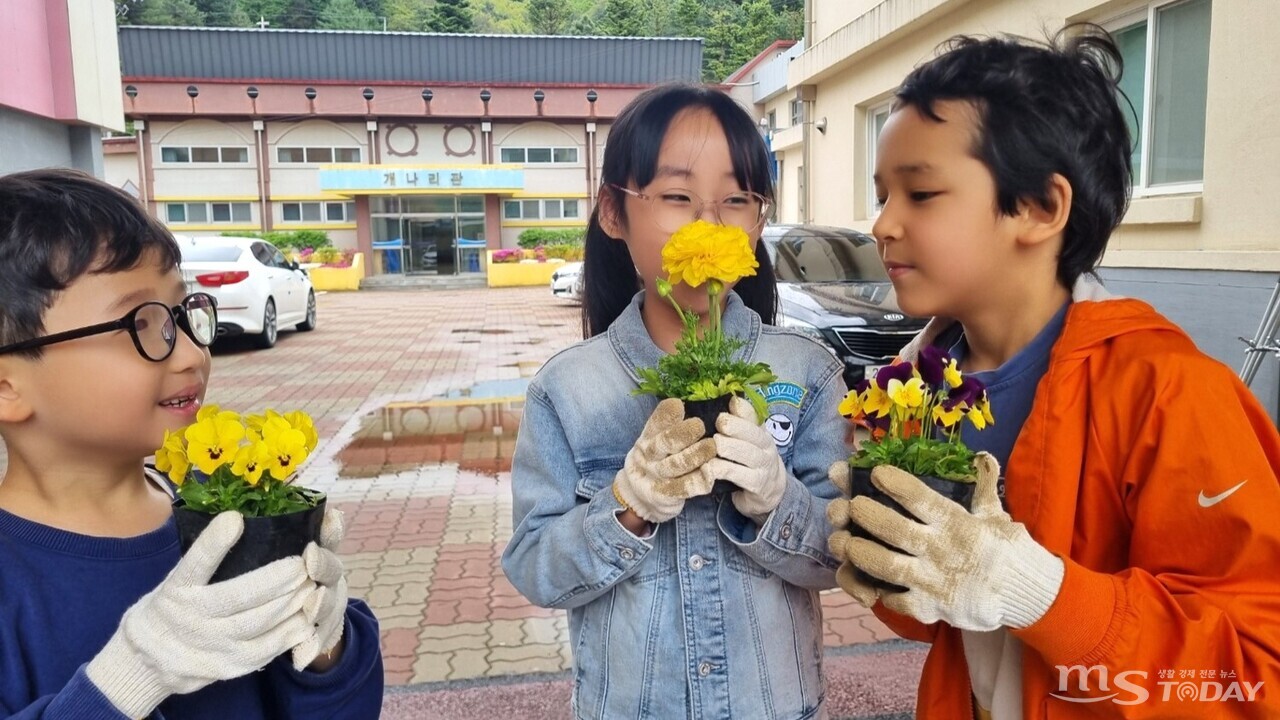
[{"x1": 0, "y1": 0, "x2": 76, "y2": 121}]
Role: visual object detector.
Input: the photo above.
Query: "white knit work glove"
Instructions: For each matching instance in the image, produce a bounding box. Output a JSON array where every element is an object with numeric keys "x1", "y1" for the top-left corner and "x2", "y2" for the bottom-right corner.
[
  {"x1": 86, "y1": 512, "x2": 315, "y2": 718},
  {"x1": 843, "y1": 452, "x2": 1064, "y2": 631},
  {"x1": 704, "y1": 396, "x2": 787, "y2": 523},
  {"x1": 826, "y1": 461, "x2": 883, "y2": 608},
  {"x1": 613, "y1": 398, "x2": 718, "y2": 524},
  {"x1": 291, "y1": 507, "x2": 349, "y2": 670}
]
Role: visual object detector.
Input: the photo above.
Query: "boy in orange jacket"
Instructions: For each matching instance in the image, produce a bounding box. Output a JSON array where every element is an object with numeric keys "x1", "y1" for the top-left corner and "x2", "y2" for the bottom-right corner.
[{"x1": 826, "y1": 26, "x2": 1280, "y2": 719}]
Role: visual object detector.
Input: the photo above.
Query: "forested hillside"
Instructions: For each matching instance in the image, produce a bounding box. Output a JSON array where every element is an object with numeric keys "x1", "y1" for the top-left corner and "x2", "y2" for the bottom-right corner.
[{"x1": 114, "y1": 0, "x2": 804, "y2": 81}]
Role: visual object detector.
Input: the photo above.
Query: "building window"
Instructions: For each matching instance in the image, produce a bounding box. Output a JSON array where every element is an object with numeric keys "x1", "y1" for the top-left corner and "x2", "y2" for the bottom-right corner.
[
  {"x1": 165, "y1": 202, "x2": 252, "y2": 224},
  {"x1": 790, "y1": 98, "x2": 804, "y2": 126},
  {"x1": 502, "y1": 198, "x2": 582, "y2": 220},
  {"x1": 867, "y1": 104, "x2": 892, "y2": 216},
  {"x1": 282, "y1": 201, "x2": 356, "y2": 223},
  {"x1": 767, "y1": 110, "x2": 777, "y2": 132},
  {"x1": 1112, "y1": 0, "x2": 1211, "y2": 191},
  {"x1": 160, "y1": 146, "x2": 250, "y2": 164},
  {"x1": 498, "y1": 147, "x2": 579, "y2": 164},
  {"x1": 276, "y1": 146, "x2": 362, "y2": 164}
]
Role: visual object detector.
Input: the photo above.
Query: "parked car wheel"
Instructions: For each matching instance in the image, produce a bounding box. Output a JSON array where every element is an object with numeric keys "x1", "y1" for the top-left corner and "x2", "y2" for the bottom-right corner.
[
  {"x1": 297, "y1": 291, "x2": 317, "y2": 331},
  {"x1": 254, "y1": 299, "x2": 278, "y2": 349}
]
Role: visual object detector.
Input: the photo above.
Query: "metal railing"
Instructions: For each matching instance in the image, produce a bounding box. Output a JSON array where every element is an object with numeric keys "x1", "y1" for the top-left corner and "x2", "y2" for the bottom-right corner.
[{"x1": 1239, "y1": 277, "x2": 1280, "y2": 387}]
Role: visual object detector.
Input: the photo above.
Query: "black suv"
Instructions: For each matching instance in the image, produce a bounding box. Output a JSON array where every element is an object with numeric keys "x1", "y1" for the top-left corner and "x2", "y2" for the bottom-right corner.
[{"x1": 761, "y1": 224, "x2": 927, "y2": 389}]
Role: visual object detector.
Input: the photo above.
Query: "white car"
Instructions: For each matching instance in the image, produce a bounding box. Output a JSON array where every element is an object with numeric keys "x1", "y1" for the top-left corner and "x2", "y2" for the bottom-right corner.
[
  {"x1": 177, "y1": 235, "x2": 316, "y2": 349},
  {"x1": 550, "y1": 261, "x2": 584, "y2": 302}
]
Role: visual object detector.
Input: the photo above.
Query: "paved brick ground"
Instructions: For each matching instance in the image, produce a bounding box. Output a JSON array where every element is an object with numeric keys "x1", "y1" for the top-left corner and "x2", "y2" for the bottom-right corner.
[{"x1": 0, "y1": 287, "x2": 917, "y2": 714}]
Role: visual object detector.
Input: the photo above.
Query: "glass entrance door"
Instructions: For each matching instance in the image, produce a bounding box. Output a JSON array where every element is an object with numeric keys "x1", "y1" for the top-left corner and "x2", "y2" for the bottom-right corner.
[{"x1": 406, "y1": 219, "x2": 456, "y2": 274}]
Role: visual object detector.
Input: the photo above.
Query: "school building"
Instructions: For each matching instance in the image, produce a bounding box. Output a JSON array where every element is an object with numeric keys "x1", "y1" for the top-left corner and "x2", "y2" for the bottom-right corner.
[
  {"x1": 729, "y1": 0, "x2": 1280, "y2": 416},
  {"x1": 103, "y1": 26, "x2": 702, "y2": 277},
  {"x1": 0, "y1": 0, "x2": 123, "y2": 176}
]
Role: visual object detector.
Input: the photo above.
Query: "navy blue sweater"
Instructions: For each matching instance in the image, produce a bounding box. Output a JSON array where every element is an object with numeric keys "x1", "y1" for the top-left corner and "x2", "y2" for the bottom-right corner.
[{"x1": 0, "y1": 509, "x2": 384, "y2": 719}]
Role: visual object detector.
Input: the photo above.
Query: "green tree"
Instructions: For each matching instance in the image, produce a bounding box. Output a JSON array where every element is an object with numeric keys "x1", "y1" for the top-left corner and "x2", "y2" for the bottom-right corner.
[
  {"x1": 427, "y1": 0, "x2": 473, "y2": 32},
  {"x1": 741, "y1": 0, "x2": 777, "y2": 55},
  {"x1": 138, "y1": 0, "x2": 207, "y2": 24},
  {"x1": 281, "y1": 0, "x2": 322, "y2": 27},
  {"x1": 319, "y1": 0, "x2": 380, "y2": 28},
  {"x1": 235, "y1": 0, "x2": 288, "y2": 25},
  {"x1": 526, "y1": 0, "x2": 567, "y2": 35},
  {"x1": 384, "y1": 0, "x2": 431, "y2": 30},
  {"x1": 597, "y1": 0, "x2": 642, "y2": 37},
  {"x1": 702, "y1": 4, "x2": 746, "y2": 80},
  {"x1": 471, "y1": 0, "x2": 528, "y2": 33},
  {"x1": 671, "y1": 0, "x2": 701, "y2": 36},
  {"x1": 196, "y1": 0, "x2": 239, "y2": 24},
  {"x1": 638, "y1": 0, "x2": 670, "y2": 36}
]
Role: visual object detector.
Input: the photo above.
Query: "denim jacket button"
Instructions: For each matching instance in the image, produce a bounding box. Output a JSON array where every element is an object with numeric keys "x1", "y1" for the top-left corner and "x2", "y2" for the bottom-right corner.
[
  {"x1": 780, "y1": 523, "x2": 793, "y2": 540},
  {"x1": 688, "y1": 554, "x2": 705, "y2": 571},
  {"x1": 698, "y1": 662, "x2": 712, "y2": 677},
  {"x1": 619, "y1": 547, "x2": 635, "y2": 561}
]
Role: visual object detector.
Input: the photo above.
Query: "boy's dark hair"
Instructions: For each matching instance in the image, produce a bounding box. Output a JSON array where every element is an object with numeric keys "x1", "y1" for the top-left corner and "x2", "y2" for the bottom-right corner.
[
  {"x1": 0, "y1": 168, "x2": 181, "y2": 359},
  {"x1": 582, "y1": 83, "x2": 778, "y2": 338},
  {"x1": 895, "y1": 24, "x2": 1133, "y2": 287}
]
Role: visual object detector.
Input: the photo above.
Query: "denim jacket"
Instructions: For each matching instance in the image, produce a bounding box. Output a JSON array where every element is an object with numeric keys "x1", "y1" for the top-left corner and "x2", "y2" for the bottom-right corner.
[{"x1": 501, "y1": 291, "x2": 849, "y2": 720}]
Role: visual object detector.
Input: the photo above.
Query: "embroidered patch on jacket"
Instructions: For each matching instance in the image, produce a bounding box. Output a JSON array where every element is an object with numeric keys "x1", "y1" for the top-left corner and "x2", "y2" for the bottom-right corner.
[
  {"x1": 764, "y1": 413, "x2": 796, "y2": 448},
  {"x1": 764, "y1": 382, "x2": 806, "y2": 408}
]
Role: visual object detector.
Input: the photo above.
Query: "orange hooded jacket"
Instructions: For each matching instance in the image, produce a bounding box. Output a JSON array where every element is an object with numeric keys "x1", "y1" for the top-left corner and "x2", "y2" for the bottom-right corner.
[{"x1": 876, "y1": 289, "x2": 1280, "y2": 718}]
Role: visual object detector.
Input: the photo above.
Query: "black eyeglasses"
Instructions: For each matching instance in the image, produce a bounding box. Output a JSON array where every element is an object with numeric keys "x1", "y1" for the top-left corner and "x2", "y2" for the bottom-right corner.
[{"x1": 0, "y1": 293, "x2": 218, "y2": 362}]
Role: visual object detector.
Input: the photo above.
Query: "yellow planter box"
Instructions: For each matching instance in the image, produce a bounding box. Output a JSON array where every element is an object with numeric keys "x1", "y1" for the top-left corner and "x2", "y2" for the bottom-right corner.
[
  {"x1": 308, "y1": 252, "x2": 364, "y2": 291},
  {"x1": 486, "y1": 253, "x2": 564, "y2": 287}
]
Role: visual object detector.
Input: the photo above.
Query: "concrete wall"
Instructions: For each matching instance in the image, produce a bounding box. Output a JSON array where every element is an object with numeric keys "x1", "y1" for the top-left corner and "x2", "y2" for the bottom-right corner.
[
  {"x1": 1098, "y1": 268, "x2": 1280, "y2": 421},
  {"x1": 0, "y1": 107, "x2": 102, "y2": 175}
]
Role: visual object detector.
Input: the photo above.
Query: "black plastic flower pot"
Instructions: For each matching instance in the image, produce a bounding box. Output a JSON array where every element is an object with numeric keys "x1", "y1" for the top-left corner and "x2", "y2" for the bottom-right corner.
[
  {"x1": 682, "y1": 396, "x2": 734, "y2": 495},
  {"x1": 173, "y1": 496, "x2": 326, "y2": 583},
  {"x1": 847, "y1": 466, "x2": 975, "y2": 594},
  {"x1": 682, "y1": 395, "x2": 733, "y2": 439}
]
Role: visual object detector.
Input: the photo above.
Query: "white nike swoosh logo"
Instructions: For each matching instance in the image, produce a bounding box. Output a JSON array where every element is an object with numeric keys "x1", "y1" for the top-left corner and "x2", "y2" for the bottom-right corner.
[{"x1": 1198, "y1": 480, "x2": 1247, "y2": 508}]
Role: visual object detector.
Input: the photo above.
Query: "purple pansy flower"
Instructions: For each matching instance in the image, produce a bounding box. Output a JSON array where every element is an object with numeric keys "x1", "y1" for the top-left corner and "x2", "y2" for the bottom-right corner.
[
  {"x1": 875, "y1": 362, "x2": 914, "y2": 387},
  {"x1": 917, "y1": 345, "x2": 950, "y2": 386}
]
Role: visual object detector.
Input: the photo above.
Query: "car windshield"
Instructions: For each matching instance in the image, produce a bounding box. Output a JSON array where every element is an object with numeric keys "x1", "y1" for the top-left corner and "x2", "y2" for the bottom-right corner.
[
  {"x1": 180, "y1": 245, "x2": 243, "y2": 262},
  {"x1": 765, "y1": 229, "x2": 888, "y2": 283}
]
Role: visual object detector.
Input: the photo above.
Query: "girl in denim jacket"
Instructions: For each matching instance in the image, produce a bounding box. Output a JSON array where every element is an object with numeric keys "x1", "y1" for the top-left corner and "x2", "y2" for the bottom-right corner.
[{"x1": 501, "y1": 84, "x2": 849, "y2": 720}]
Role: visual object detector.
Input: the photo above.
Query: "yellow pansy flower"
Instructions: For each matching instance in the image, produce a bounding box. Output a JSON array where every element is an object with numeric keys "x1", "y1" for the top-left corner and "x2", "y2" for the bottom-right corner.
[
  {"x1": 978, "y1": 398, "x2": 995, "y2": 426},
  {"x1": 661, "y1": 220, "x2": 758, "y2": 288},
  {"x1": 932, "y1": 403, "x2": 965, "y2": 429},
  {"x1": 231, "y1": 440, "x2": 271, "y2": 486},
  {"x1": 967, "y1": 405, "x2": 989, "y2": 430},
  {"x1": 285, "y1": 410, "x2": 319, "y2": 453},
  {"x1": 184, "y1": 411, "x2": 246, "y2": 475},
  {"x1": 154, "y1": 429, "x2": 190, "y2": 486},
  {"x1": 887, "y1": 377, "x2": 925, "y2": 409},
  {"x1": 261, "y1": 415, "x2": 310, "y2": 481},
  {"x1": 943, "y1": 359, "x2": 963, "y2": 388},
  {"x1": 862, "y1": 383, "x2": 894, "y2": 418},
  {"x1": 838, "y1": 389, "x2": 863, "y2": 418}
]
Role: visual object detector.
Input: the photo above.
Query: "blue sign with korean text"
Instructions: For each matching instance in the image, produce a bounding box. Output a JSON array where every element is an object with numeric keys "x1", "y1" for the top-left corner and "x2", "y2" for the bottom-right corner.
[{"x1": 319, "y1": 167, "x2": 524, "y2": 193}]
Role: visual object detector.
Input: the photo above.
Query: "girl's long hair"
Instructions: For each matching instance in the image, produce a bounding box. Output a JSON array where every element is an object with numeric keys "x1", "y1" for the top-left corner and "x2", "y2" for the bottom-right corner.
[{"x1": 582, "y1": 84, "x2": 778, "y2": 338}]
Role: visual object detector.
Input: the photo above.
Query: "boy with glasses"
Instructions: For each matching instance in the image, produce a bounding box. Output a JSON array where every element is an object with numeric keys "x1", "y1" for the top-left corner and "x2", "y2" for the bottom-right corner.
[{"x1": 0, "y1": 169, "x2": 383, "y2": 718}]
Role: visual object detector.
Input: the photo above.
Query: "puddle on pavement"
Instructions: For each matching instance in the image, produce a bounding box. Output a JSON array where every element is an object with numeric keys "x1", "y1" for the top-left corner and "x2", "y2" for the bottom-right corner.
[{"x1": 336, "y1": 377, "x2": 532, "y2": 480}]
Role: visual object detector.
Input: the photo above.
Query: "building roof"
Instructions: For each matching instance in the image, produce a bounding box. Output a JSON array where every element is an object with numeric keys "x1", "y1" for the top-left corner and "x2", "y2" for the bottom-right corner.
[
  {"x1": 118, "y1": 26, "x2": 703, "y2": 86},
  {"x1": 724, "y1": 40, "x2": 798, "y2": 84}
]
